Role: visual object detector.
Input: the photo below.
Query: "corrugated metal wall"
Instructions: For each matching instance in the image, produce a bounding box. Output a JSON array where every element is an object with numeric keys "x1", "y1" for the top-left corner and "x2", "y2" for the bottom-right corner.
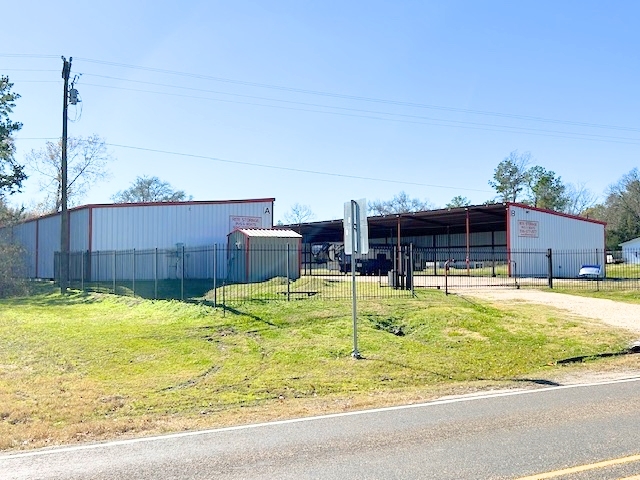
[
  {"x1": 227, "y1": 231, "x2": 301, "y2": 283},
  {"x1": 90, "y1": 201, "x2": 273, "y2": 251},
  {"x1": 508, "y1": 204, "x2": 605, "y2": 277},
  {"x1": 9, "y1": 221, "x2": 37, "y2": 277},
  {"x1": 70, "y1": 208, "x2": 90, "y2": 252},
  {"x1": 36, "y1": 215, "x2": 61, "y2": 279},
  {"x1": 6, "y1": 200, "x2": 273, "y2": 280}
]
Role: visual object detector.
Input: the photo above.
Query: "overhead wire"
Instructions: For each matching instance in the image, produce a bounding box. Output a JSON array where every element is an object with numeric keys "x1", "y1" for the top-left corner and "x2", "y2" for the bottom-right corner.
[
  {"x1": 78, "y1": 81, "x2": 640, "y2": 146},
  {"x1": 74, "y1": 57, "x2": 640, "y2": 133},
  {"x1": 103, "y1": 142, "x2": 494, "y2": 193}
]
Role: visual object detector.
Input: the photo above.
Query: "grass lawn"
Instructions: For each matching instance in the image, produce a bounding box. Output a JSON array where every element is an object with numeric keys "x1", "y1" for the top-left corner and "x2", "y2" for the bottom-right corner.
[
  {"x1": 0, "y1": 284, "x2": 635, "y2": 451},
  {"x1": 552, "y1": 288, "x2": 640, "y2": 304}
]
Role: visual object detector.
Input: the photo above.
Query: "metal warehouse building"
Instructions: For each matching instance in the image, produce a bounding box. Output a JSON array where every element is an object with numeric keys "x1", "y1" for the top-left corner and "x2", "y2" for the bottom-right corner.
[
  {"x1": 290, "y1": 203, "x2": 606, "y2": 278},
  {"x1": 6, "y1": 198, "x2": 274, "y2": 279}
]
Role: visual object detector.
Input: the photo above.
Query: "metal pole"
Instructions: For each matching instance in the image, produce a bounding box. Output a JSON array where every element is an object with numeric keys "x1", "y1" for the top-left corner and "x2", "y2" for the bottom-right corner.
[
  {"x1": 396, "y1": 215, "x2": 402, "y2": 288},
  {"x1": 547, "y1": 248, "x2": 553, "y2": 289},
  {"x1": 60, "y1": 56, "x2": 72, "y2": 294},
  {"x1": 351, "y1": 200, "x2": 361, "y2": 359},
  {"x1": 154, "y1": 247, "x2": 158, "y2": 300},
  {"x1": 132, "y1": 249, "x2": 136, "y2": 297},
  {"x1": 81, "y1": 250, "x2": 84, "y2": 291},
  {"x1": 181, "y1": 244, "x2": 185, "y2": 301},
  {"x1": 466, "y1": 208, "x2": 470, "y2": 276},
  {"x1": 286, "y1": 243, "x2": 291, "y2": 301},
  {"x1": 410, "y1": 243, "x2": 415, "y2": 296},
  {"x1": 112, "y1": 250, "x2": 116, "y2": 294},
  {"x1": 213, "y1": 244, "x2": 217, "y2": 307}
]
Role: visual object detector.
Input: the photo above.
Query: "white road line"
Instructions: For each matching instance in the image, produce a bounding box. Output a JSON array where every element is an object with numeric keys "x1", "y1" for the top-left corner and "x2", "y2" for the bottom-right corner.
[{"x1": 2, "y1": 375, "x2": 640, "y2": 460}]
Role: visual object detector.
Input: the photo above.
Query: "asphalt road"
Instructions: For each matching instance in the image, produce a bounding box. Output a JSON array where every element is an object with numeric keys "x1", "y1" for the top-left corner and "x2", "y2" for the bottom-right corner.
[{"x1": 2, "y1": 377, "x2": 640, "y2": 480}]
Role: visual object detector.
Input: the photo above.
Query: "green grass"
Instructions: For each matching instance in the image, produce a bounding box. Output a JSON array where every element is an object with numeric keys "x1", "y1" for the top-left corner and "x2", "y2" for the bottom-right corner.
[
  {"x1": 0, "y1": 284, "x2": 633, "y2": 450},
  {"x1": 551, "y1": 288, "x2": 640, "y2": 304},
  {"x1": 603, "y1": 263, "x2": 640, "y2": 279}
]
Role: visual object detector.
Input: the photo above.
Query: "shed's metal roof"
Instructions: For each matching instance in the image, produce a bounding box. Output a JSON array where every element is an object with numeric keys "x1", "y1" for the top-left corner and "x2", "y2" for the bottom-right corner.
[{"x1": 233, "y1": 228, "x2": 302, "y2": 238}]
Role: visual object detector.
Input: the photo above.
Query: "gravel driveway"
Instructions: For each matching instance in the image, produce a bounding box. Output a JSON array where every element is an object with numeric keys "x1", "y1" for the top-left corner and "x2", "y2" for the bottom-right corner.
[{"x1": 461, "y1": 289, "x2": 640, "y2": 334}]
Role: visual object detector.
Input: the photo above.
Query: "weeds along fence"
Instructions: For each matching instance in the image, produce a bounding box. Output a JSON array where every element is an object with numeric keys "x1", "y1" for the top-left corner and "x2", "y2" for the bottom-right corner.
[{"x1": 54, "y1": 244, "x2": 640, "y2": 302}]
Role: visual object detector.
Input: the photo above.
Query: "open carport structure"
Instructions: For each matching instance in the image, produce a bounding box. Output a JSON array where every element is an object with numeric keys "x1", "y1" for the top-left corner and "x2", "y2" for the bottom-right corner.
[{"x1": 286, "y1": 203, "x2": 606, "y2": 280}]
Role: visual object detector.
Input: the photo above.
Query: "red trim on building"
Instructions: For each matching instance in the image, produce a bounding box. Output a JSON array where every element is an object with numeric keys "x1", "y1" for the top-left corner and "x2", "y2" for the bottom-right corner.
[
  {"x1": 80, "y1": 198, "x2": 276, "y2": 210},
  {"x1": 507, "y1": 203, "x2": 607, "y2": 226},
  {"x1": 8, "y1": 198, "x2": 277, "y2": 227}
]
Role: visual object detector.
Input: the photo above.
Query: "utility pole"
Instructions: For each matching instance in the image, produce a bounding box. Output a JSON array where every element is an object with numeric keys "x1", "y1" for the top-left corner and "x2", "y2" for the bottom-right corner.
[{"x1": 60, "y1": 56, "x2": 72, "y2": 293}]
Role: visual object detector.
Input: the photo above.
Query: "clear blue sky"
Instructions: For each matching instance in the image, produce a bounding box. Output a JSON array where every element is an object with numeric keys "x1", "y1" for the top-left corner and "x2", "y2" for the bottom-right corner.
[{"x1": 3, "y1": 0, "x2": 639, "y2": 222}]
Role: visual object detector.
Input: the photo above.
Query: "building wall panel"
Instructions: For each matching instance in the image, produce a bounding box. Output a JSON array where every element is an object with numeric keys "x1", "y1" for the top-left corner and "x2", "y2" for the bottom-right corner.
[
  {"x1": 37, "y1": 215, "x2": 61, "y2": 279},
  {"x1": 69, "y1": 208, "x2": 90, "y2": 252},
  {"x1": 9, "y1": 221, "x2": 38, "y2": 277},
  {"x1": 91, "y1": 201, "x2": 273, "y2": 252},
  {"x1": 507, "y1": 204, "x2": 605, "y2": 277}
]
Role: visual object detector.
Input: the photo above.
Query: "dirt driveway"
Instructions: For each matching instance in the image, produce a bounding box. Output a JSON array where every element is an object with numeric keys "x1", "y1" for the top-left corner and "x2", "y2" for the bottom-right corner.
[{"x1": 460, "y1": 289, "x2": 640, "y2": 334}]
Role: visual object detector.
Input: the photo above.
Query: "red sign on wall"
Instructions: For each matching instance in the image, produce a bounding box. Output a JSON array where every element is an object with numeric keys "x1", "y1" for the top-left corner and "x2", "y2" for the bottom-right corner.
[{"x1": 518, "y1": 220, "x2": 539, "y2": 238}]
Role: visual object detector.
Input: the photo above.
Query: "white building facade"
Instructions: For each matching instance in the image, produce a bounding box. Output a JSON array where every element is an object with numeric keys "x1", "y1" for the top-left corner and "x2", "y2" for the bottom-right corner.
[
  {"x1": 6, "y1": 198, "x2": 274, "y2": 279},
  {"x1": 507, "y1": 203, "x2": 606, "y2": 277}
]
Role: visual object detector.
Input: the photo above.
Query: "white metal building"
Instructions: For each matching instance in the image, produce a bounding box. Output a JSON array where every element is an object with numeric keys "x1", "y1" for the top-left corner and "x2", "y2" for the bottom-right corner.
[
  {"x1": 6, "y1": 198, "x2": 274, "y2": 279},
  {"x1": 507, "y1": 204, "x2": 606, "y2": 277},
  {"x1": 620, "y1": 237, "x2": 640, "y2": 264}
]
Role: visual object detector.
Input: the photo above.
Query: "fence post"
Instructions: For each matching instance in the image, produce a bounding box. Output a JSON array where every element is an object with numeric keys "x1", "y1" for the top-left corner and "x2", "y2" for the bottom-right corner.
[
  {"x1": 154, "y1": 247, "x2": 158, "y2": 300},
  {"x1": 410, "y1": 243, "x2": 415, "y2": 296},
  {"x1": 547, "y1": 248, "x2": 553, "y2": 289},
  {"x1": 81, "y1": 250, "x2": 84, "y2": 292},
  {"x1": 132, "y1": 248, "x2": 136, "y2": 297},
  {"x1": 213, "y1": 244, "x2": 217, "y2": 307},
  {"x1": 286, "y1": 244, "x2": 291, "y2": 301},
  {"x1": 181, "y1": 244, "x2": 185, "y2": 301},
  {"x1": 113, "y1": 250, "x2": 116, "y2": 294}
]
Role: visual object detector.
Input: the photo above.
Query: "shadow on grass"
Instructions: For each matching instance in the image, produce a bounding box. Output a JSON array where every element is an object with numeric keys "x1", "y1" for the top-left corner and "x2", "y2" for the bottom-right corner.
[
  {"x1": 2, "y1": 285, "x2": 101, "y2": 307},
  {"x1": 556, "y1": 350, "x2": 634, "y2": 364},
  {"x1": 511, "y1": 378, "x2": 562, "y2": 387}
]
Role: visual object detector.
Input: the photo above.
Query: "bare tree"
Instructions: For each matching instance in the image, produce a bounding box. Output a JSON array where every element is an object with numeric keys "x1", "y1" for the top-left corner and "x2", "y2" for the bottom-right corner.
[
  {"x1": 283, "y1": 203, "x2": 315, "y2": 224},
  {"x1": 369, "y1": 191, "x2": 433, "y2": 215},
  {"x1": 25, "y1": 134, "x2": 113, "y2": 212},
  {"x1": 564, "y1": 182, "x2": 597, "y2": 215},
  {"x1": 111, "y1": 176, "x2": 190, "y2": 203}
]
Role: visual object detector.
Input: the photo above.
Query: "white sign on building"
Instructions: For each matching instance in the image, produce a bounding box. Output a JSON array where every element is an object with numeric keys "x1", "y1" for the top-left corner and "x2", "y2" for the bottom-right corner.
[{"x1": 518, "y1": 220, "x2": 539, "y2": 238}]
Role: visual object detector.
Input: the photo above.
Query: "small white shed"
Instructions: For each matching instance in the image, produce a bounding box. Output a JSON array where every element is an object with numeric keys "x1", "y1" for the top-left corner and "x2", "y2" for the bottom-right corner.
[
  {"x1": 620, "y1": 237, "x2": 640, "y2": 264},
  {"x1": 227, "y1": 229, "x2": 302, "y2": 283}
]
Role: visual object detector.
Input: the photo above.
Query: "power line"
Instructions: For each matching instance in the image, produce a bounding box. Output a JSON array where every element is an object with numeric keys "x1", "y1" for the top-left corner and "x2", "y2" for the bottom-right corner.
[
  {"x1": 74, "y1": 57, "x2": 640, "y2": 133},
  {"x1": 104, "y1": 142, "x2": 494, "y2": 193},
  {"x1": 80, "y1": 81, "x2": 640, "y2": 146}
]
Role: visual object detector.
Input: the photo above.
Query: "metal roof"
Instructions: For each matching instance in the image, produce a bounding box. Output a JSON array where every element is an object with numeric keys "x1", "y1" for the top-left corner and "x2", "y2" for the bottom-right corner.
[
  {"x1": 284, "y1": 203, "x2": 603, "y2": 244},
  {"x1": 233, "y1": 228, "x2": 302, "y2": 238}
]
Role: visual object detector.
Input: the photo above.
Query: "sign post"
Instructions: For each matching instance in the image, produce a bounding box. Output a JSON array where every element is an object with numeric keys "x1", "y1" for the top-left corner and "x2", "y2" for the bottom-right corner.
[{"x1": 344, "y1": 199, "x2": 368, "y2": 359}]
